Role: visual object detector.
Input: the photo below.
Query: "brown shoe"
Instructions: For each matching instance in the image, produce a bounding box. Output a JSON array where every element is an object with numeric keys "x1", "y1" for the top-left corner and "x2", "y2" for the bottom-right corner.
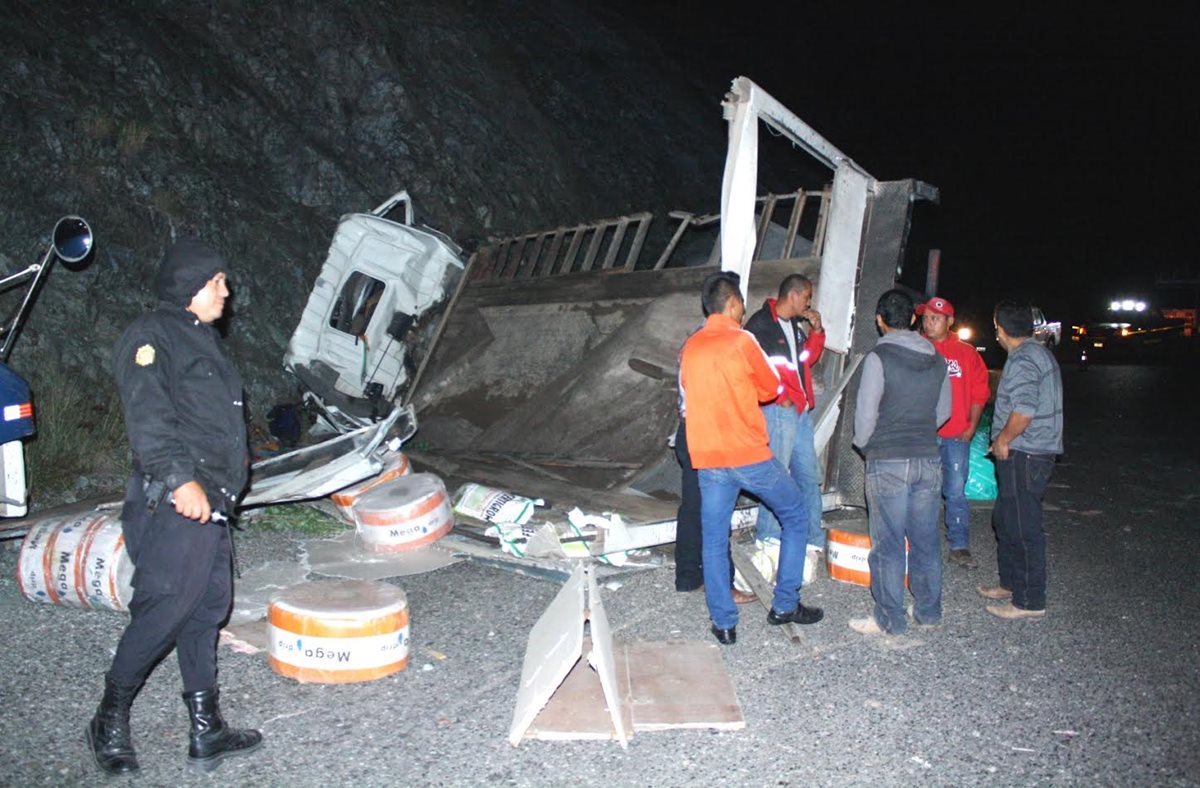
[
  {"x1": 986, "y1": 602, "x2": 1046, "y2": 620},
  {"x1": 948, "y1": 549, "x2": 978, "y2": 568},
  {"x1": 976, "y1": 585, "x2": 1012, "y2": 601},
  {"x1": 731, "y1": 588, "x2": 757, "y2": 605}
]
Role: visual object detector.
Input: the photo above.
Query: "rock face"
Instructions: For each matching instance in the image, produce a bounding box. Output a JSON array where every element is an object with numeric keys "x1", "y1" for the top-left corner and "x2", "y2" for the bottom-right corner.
[{"x1": 0, "y1": 1, "x2": 734, "y2": 416}]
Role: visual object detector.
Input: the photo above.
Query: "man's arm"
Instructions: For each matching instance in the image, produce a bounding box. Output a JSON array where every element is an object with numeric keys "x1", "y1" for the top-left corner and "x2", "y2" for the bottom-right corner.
[
  {"x1": 853, "y1": 353, "x2": 883, "y2": 448},
  {"x1": 989, "y1": 354, "x2": 1038, "y2": 460},
  {"x1": 742, "y1": 334, "x2": 783, "y2": 401},
  {"x1": 990, "y1": 412, "x2": 1033, "y2": 460}
]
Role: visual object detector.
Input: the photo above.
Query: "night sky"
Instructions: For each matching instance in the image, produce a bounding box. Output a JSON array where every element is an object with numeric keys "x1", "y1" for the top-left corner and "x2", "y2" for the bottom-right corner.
[{"x1": 617, "y1": 5, "x2": 1193, "y2": 325}]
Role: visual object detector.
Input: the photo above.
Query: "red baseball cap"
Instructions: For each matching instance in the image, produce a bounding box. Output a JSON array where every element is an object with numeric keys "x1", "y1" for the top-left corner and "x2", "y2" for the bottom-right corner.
[{"x1": 915, "y1": 296, "x2": 954, "y2": 317}]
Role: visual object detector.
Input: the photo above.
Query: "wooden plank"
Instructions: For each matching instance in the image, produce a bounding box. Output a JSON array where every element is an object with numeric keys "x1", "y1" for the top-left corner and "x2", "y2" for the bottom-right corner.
[
  {"x1": 539, "y1": 230, "x2": 566, "y2": 277},
  {"x1": 558, "y1": 226, "x2": 588, "y2": 275},
  {"x1": 654, "y1": 213, "x2": 694, "y2": 270},
  {"x1": 601, "y1": 218, "x2": 630, "y2": 270},
  {"x1": 521, "y1": 233, "x2": 548, "y2": 279},
  {"x1": 626, "y1": 640, "x2": 744, "y2": 731},
  {"x1": 754, "y1": 193, "x2": 778, "y2": 261},
  {"x1": 783, "y1": 189, "x2": 807, "y2": 259},
  {"x1": 579, "y1": 223, "x2": 609, "y2": 272},
  {"x1": 730, "y1": 540, "x2": 802, "y2": 644},
  {"x1": 504, "y1": 237, "x2": 528, "y2": 280},
  {"x1": 812, "y1": 188, "x2": 832, "y2": 259},
  {"x1": 623, "y1": 213, "x2": 654, "y2": 271}
]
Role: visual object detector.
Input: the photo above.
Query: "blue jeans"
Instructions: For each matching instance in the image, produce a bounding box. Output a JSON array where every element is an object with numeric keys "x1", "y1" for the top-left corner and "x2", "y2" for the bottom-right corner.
[
  {"x1": 699, "y1": 459, "x2": 808, "y2": 629},
  {"x1": 992, "y1": 451, "x2": 1053, "y2": 611},
  {"x1": 756, "y1": 404, "x2": 824, "y2": 549},
  {"x1": 865, "y1": 457, "x2": 943, "y2": 634},
  {"x1": 937, "y1": 437, "x2": 971, "y2": 550}
]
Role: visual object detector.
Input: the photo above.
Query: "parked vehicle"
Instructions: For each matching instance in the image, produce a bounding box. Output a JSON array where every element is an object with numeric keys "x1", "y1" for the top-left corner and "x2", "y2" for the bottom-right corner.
[
  {"x1": 1032, "y1": 306, "x2": 1061, "y2": 348},
  {"x1": 0, "y1": 216, "x2": 94, "y2": 516}
]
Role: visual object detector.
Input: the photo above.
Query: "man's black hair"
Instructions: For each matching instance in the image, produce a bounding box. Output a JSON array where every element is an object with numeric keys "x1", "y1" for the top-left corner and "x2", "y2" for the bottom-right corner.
[
  {"x1": 778, "y1": 274, "x2": 813, "y2": 299},
  {"x1": 875, "y1": 288, "x2": 914, "y2": 330},
  {"x1": 994, "y1": 299, "x2": 1034, "y2": 337},
  {"x1": 701, "y1": 271, "x2": 742, "y2": 317}
]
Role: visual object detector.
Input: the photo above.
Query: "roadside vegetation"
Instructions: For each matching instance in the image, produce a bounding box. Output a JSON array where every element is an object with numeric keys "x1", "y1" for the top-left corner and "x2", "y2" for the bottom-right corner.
[
  {"x1": 24, "y1": 368, "x2": 129, "y2": 506},
  {"x1": 242, "y1": 504, "x2": 348, "y2": 536}
]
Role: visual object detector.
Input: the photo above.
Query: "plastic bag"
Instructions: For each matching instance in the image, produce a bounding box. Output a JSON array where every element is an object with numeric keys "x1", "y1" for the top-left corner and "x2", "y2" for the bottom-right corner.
[{"x1": 965, "y1": 405, "x2": 998, "y2": 500}]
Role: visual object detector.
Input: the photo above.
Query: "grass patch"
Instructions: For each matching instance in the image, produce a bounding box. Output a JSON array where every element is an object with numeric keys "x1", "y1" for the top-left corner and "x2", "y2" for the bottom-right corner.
[
  {"x1": 24, "y1": 367, "x2": 129, "y2": 502},
  {"x1": 244, "y1": 504, "x2": 349, "y2": 536}
]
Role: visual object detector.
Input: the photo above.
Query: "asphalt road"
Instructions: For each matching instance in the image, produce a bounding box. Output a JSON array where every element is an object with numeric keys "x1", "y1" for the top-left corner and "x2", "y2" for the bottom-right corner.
[{"x1": 1, "y1": 362, "x2": 1198, "y2": 786}]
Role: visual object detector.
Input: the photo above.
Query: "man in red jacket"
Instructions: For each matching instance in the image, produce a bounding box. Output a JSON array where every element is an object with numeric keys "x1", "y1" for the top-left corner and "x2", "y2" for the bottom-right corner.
[
  {"x1": 680, "y1": 272, "x2": 824, "y2": 645},
  {"x1": 918, "y1": 296, "x2": 991, "y2": 567},
  {"x1": 744, "y1": 274, "x2": 827, "y2": 582}
]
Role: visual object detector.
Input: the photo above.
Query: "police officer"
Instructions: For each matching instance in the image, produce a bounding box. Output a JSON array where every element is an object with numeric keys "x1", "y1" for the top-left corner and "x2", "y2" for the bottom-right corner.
[{"x1": 87, "y1": 239, "x2": 261, "y2": 775}]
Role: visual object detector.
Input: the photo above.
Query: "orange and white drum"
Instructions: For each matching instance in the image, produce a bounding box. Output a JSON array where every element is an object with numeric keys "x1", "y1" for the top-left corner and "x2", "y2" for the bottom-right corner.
[
  {"x1": 330, "y1": 450, "x2": 412, "y2": 521},
  {"x1": 351, "y1": 473, "x2": 452, "y2": 553},
  {"x1": 826, "y1": 525, "x2": 907, "y2": 587},
  {"x1": 267, "y1": 579, "x2": 409, "y2": 684},
  {"x1": 16, "y1": 511, "x2": 133, "y2": 612}
]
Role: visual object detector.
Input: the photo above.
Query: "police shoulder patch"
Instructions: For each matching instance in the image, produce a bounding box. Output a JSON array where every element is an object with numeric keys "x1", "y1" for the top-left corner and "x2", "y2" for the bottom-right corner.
[{"x1": 135, "y1": 344, "x2": 156, "y2": 366}]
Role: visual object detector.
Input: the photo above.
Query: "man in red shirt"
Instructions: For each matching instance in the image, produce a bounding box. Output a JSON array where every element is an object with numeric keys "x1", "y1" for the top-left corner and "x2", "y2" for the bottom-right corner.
[{"x1": 918, "y1": 296, "x2": 991, "y2": 567}]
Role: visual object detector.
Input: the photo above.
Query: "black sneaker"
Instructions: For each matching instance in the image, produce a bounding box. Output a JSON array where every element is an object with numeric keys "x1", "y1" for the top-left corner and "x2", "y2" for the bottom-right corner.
[{"x1": 767, "y1": 604, "x2": 824, "y2": 625}]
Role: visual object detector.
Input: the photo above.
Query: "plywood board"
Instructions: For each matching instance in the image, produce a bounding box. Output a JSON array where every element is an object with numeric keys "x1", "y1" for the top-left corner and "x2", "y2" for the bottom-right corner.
[
  {"x1": 522, "y1": 637, "x2": 633, "y2": 741},
  {"x1": 586, "y1": 570, "x2": 630, "y2": 747},
  {"x1": 625, "y1": 640, "x2": 744, "y2": 731},
  {"x1": 507, "y1": 565, "x2": 586, "y2": 745}
]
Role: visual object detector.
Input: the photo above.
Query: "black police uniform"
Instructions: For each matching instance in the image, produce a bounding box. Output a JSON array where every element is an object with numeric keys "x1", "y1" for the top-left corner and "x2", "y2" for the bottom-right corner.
[
  {"x1": 88, "y1": 239, "x2": 260, "y2": 776},
  {"x1": 108, "y1": 240, "x2": 247, "y2": 691}
]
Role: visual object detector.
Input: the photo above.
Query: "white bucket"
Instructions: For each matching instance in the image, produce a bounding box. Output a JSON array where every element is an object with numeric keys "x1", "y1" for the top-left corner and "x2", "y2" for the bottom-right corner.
[
  {"x1": 351, "y1": 473, "x2": 453, "y2": 553},
  {"x1": 267, "y1": 579, "x2": 409, "y2": 683},
  {"x1": 17, "y1": 511, "x2": 133, "y2": 612},
  {"x1": 330, "y1": 450, "x2": 412, "y2": 521}
]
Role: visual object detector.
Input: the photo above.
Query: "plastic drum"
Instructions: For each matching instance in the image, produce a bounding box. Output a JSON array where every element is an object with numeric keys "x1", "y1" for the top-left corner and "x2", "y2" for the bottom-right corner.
[
  {"x1": 267, "y1": 579, "x2": 409, "y2": 683},
  {"x1": 330, "y1": 450, "x2": 412, "y2": 520},
  {"x1": 351, "y1": 473, "x2": 453, "y2": 553},
  {"x1": 16, "y1": 511, "x2": 133, "y2": 611}
]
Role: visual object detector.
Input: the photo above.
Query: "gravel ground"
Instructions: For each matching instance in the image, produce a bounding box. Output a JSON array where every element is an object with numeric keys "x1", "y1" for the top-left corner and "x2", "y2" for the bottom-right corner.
[{"x1": 1, "y1": 363, "x2": 1198, "y2": 787}]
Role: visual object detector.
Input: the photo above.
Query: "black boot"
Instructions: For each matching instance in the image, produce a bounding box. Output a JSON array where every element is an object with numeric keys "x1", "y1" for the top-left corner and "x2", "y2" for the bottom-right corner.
[
  {"x1": 182, "y1": 688, "x2": 263, "y2": 772},
  {"x1": 86, "y1": 674, "x2": 140, "y2": 776}
]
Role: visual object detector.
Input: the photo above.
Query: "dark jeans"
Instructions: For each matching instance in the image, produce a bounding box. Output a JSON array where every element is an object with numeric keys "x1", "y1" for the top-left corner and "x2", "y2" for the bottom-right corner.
[
  {"x1": 674, "y1": 420, "x2": 703, "y2": 591},
  {"x1": 992, "y1": 451, "x2": 1054, "y2": 611},
  {"x1": 108, "y1": 478, "x2": 233, "y2": 692}
]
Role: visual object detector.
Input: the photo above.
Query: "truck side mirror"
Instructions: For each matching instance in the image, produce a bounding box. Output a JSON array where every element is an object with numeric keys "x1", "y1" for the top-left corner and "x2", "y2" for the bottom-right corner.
[{"x1": 52, "y1": 215, "x2": 94, "y2": 270}]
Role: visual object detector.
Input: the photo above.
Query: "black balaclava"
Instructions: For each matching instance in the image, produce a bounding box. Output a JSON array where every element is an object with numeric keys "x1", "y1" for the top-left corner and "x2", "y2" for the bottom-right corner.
[{"x1": 156, "y1": 238, "x2": 227, "y2": 307}]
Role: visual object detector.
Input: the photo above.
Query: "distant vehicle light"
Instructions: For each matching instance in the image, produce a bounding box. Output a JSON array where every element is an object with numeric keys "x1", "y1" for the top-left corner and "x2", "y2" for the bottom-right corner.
[
  {"x1": 1135, "y1": 301, "x2": 1146, "y2": 311},
  {"x1": 1120, "y1": 327, "x2": 1131, "y2": 336},
  {"x1": 957, "y1": 327, "x2": 972, "y2": 341},
  {"x1": 1121, "y1": 299, "x2": 1135, "y2": 311},
  {"x1": 1109, "y1": 301, "x2": 1121, "y2": 311}
]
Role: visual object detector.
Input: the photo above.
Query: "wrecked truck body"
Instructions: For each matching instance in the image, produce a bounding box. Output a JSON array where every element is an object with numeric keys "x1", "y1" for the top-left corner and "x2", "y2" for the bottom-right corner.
[{"x1": 284, "y1": 77, "x2": 938, "y2": 551}]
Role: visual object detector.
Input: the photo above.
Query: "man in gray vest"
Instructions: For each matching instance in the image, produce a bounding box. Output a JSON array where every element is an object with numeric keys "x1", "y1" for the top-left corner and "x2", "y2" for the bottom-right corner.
[
  {"x1": 851, "y1": 289, "x2": 951, "y2": 635},
  {"x1": 977, "y1": 299, "x2": 1063, "y2": 619}
]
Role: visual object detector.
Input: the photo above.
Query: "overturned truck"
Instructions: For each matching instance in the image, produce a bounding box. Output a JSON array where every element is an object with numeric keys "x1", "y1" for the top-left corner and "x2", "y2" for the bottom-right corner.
[{"x1": 284, "y1": 77, "x2": 939, "y2": 550}]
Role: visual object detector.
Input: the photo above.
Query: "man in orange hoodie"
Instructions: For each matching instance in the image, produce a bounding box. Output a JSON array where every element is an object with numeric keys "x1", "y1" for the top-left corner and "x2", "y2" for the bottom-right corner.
[{"x1": 680, "y1": 272, "x2": 825, "y2": 645}]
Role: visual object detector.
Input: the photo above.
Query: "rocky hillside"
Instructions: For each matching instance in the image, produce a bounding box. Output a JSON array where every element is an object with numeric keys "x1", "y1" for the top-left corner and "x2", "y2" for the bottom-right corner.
[{"x1": 1, "y1": 0, "x2": 758, "y2": 418}]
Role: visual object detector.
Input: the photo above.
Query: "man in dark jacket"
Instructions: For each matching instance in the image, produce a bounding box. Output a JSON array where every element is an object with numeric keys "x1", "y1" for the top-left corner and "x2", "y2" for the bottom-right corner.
[
  {"x1": 87, "y1": 239, "x2": 261, "y2": 775},
  {"x1": 851, "y1": 289, "x2": 951, "y2": 636},
  {"x1": 743, "y1": 274, "x2": 826, "y2": 583}
]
